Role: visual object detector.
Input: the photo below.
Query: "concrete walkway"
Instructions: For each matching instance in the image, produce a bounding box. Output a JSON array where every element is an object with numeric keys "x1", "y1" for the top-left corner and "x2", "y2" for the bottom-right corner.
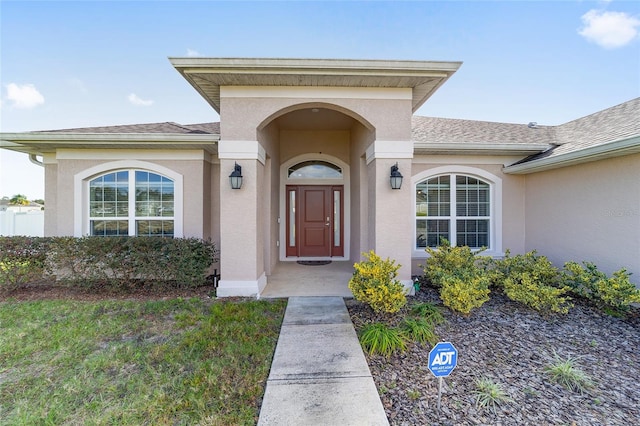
[{"x1": 258, "y1": 297, "x2": 389, "y2": 425}]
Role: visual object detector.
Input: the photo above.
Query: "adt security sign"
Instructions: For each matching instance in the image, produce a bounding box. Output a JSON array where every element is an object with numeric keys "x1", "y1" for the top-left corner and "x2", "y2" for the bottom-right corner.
[{"x1": 428, "y1": 342, "x2": 458, "y2": 377}]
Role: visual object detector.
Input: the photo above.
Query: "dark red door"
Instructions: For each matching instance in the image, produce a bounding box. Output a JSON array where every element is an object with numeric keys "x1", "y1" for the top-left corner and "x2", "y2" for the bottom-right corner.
[{"x1": 286, "y1": 185, "x2": 343, "y2": 257}]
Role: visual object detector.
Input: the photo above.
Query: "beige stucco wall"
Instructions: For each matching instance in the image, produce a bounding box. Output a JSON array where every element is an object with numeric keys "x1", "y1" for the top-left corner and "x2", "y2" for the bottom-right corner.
[
  {"x1": 280, "y1": 130, "x2": 351, "y2": 164},
  {"x1": 524, "y1": 154, "x2": 640, "y2": 285},
  {"x1": 48, "y1": 152, "x2": 211, "y2": 239},
  {"x1": 43, "y1": 159, "x2": 58, "y2": 237},
  {"x1": 218, "y1": 89, "x2": 412, "y2": 292},
  {"x1": 350, "y1": 124, "x2": 375, "y2": 262},
  {"x1": 220, "y1": 92, "x2": 411, "y2": 142}
]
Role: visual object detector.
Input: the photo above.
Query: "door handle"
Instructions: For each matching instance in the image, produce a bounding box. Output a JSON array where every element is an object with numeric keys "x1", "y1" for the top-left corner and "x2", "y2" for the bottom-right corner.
[{"x1": 325, "y1": 216, "x2": 330, "y2": 226}]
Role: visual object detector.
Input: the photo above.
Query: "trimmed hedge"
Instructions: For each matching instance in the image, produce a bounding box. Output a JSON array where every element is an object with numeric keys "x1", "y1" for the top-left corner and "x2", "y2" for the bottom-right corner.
[
  {"x1": 0, "y1": 236, "x2": 219, "y2": 292},
  {"x1": 0, "y1": 236, "x2": 52, "y2": 292}
]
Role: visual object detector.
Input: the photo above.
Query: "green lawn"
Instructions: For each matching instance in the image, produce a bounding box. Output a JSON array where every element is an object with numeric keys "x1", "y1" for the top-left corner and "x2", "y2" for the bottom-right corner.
[{"x1": 0, "y1": 297, "x2": 286, "y2": 425}]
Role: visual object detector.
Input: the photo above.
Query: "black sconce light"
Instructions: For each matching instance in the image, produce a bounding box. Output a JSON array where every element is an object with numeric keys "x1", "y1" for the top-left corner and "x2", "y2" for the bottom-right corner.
[
  {"x1": 390, "y1": 162, "x2": 403, "y2": 190},
  {"x1": 229, "y1": 162, "x2": 243, "y2": 189}
]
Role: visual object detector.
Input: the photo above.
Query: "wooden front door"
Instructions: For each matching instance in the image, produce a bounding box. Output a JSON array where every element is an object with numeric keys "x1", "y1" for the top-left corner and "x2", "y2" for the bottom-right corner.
[{"x1": 286, "y1": 185, "x2": 344, "y2": 257}]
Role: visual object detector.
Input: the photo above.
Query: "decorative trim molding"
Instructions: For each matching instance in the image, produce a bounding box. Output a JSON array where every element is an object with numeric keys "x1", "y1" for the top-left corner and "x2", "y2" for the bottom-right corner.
[
  {"x1": 366, "y1": 140, "x2": 414, "y2": 164},
  {"x1": 217, "y1": 273, "x2": 267, "y2": 298},
  {"x1": 57, "y1": 149, "x2": 206, "y2": 160},
  {"x1": 218, "y1": 140, "x2": 266, "y2": 165},
  {"x1": 221, "y1": 86, "x2": 412, "y2": 100}
]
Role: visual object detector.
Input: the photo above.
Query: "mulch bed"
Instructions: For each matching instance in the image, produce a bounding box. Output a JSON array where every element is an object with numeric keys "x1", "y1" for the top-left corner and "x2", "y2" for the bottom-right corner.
[{"x1": 346, "y1": 287, "x2": 640, "y2": 426}]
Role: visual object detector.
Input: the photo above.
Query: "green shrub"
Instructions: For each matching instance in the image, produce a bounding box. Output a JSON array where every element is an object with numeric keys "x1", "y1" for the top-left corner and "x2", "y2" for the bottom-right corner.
[
  {"x1": 440, "y1": 274, "x2": 491, "y2": 315},
  {"x1": 503, "y1": 272, "x2": 572, "y2": 314},
  {"x1": 473, "y1": 377, "x2": 512, "y2": 412},
  {"x1": 0, "y1": 236, "x2": 51, "y2": 292},
  {"x1": 410, "y1": 302, "x2": 445, "y2": 325},
  {"x1": 423, "y1": 240, "x2": 491, "y2": 314},
  {"x1": 485, "y1": 250, "x2": 561, "y2": 289},
  {"x1": 48, "y1": 237, "x2": 219, "y2": 290},
  {"x1": 349, "y1": 251, "x2": 407, "y2": 314},
  {"x1": 400, "y1": 318, "x2": 439, "y2": 346},
  {"x1": 423, "y1": 239, "x2": 486, "y2": 287},
  {"x1": 562, "y1": 261, "x2": 640, "y2": 315},
  {"x1": 359, "y1": 322, "x2": 407, "y2": 358},
  {"x1": 544, "y1": 353, "x2": 593, "y2": 393}
]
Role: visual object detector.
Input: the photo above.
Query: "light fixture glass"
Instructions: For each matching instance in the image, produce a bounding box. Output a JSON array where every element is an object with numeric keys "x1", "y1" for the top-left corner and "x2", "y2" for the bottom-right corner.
[
  {"x1": 390, "y1": 162, "x2": 403, "y2": 190},
  {"x1": 229, "y1": 162, "x2": 243, "y2": 189}
]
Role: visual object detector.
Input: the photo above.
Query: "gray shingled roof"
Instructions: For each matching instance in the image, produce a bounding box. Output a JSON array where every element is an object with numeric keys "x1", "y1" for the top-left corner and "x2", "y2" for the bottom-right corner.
[
  {"x1": 36, "y1": 122, "x2": 220, "y2": 135},
  {"x1": 411, "y1": 116, "x2": 556, "y2": 145},
  {"x1": 522, "y1": 97, "x2": 640, "y2": 162},
  {"x1": 25, "y1": 98, "x2": 638, "y2": 163}
]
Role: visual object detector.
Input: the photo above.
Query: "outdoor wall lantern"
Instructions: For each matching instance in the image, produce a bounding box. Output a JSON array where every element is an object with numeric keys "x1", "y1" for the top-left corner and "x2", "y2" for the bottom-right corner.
[
  {"x1": 229, "y1": 162, "x2": 243, "y2": 189},
  {"x1": 390, "y1": 162, "x2": 403, "y2": 190}
]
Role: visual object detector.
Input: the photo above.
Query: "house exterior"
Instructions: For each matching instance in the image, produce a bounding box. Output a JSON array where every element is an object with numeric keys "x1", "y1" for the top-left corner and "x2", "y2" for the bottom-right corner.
[{"x1": 1, "y1": 58, "x2": 638, "y2": 295}]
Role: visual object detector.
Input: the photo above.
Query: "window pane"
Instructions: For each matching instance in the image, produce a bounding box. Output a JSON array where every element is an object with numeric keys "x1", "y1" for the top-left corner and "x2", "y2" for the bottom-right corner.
[
  {"x1": 457, "y1": 219, "x2": 489, "y2": 248},
  {"x1": 289, "y1": 190, "x2": 296, "y2": 247},
  {"x1": 333, "y1": 190, "x2": 340, "y2": 247},
  {"x1": 416, "y1": 220, "x2": 427, "y2": 248},
  {"x1": 90, "y1": 220, "x2": 128, "y2": 236},
  {"x1": 423, "y1": 176, "x2": 450, "y2": 217},
  {"x1": 135, "y1": 172, "x2": 174, "y2": 219},
  {"x1": 136, "y1": 220, "x2": 173, "y2": 237},
  {"x1": 456, "y1": 176, "x2": 489, "y2": 218},
  {"x1": 89, "y1": 169, "x2": 175, "y2": 237},
  {"x1": 426, "y1": 219, "x2": 449, "y2": 247},
  {"x1": 288, "y1": 161, "x2": 342, "y2": 178}
]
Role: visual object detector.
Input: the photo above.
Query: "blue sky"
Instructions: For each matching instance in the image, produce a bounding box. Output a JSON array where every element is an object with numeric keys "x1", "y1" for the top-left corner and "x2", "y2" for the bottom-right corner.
[{"x1": 1, "y1": 0, "x2": 639, "y2": 199}]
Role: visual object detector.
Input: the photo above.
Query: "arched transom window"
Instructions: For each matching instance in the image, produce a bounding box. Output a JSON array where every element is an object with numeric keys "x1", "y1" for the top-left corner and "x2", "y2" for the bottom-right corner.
[
  {"x1": 89, "y1": 170, "x2": 174, "y2": 237},
  {"x1": 288, "y1": 161, "x2": 342, "y2": 179},
  {"x1": 416, "y1": 174, "x2": 491, "y2": 249}
]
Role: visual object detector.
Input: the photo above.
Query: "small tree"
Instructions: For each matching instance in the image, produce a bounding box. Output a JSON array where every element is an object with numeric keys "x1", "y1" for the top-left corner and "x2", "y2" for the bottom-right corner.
[{"x1": 9, "y1": 194, "x2": 29, "y2": 206}]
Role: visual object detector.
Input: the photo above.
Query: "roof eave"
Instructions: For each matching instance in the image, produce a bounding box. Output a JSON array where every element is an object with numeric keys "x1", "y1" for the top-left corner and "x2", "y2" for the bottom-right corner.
[
  {"x1": 169, "y1": 57, "x2": 462, "y2": 113},
  {"x1": 413, "y1": 142, "x2": 549, "y2": 156},
  {"x1": 503, "y1": 135, "x2": 640, "y2": 174},
  {"x1": 0, "y1": 132, "x2": 220, "y2": 155}
]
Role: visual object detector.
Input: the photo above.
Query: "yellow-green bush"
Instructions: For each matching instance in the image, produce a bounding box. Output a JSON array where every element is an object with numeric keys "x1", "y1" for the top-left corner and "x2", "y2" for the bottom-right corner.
[
  {"x1": 422, "y1": 240, "x2": 491, "y2": 314},
  {"x1": 485, "y1": 250, "x2": 561, "y2": 288},
  {"x1": 349, "y1": 251, "x2": 407, "y2": 314},
  {"x1": 563, "y1": 261, "x2": 640, "y2": 314},
  {"x1": 439, "y1": 274, "x2": 491, "y2": 315},
  {"x1": 503, "y1": 272, "x2": 573, "y2": 314},
  {"x1": 423, "y1": 239, "x2": 487, "y2": 287}
]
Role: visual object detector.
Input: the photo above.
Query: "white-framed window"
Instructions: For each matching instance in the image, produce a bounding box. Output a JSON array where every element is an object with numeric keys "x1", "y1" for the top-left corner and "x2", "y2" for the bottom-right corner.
[
  {"x1": 75, "y1": 160, "x2": 183, "y2": 238},
  {"x1": 413, "y1": 166, "x2": 502, "y2": 255},
  {"x1": 88, "y1": 170, "x2": 175, "y2": 237}
]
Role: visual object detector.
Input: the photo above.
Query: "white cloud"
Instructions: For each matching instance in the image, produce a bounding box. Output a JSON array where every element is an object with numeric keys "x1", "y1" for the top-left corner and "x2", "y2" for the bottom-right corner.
[
  {"x1": 5, "y1": 83, "x2": 45, "y2": 109},
  {"x1": 186, "y1": 48, "x2": 202, "y2": 57},
  {"x1": 127, "y1": 93, "x2": 154, "y2": 106},
  {"x1": 579, "y1": 9, "x2": 640, "y2": 49}
]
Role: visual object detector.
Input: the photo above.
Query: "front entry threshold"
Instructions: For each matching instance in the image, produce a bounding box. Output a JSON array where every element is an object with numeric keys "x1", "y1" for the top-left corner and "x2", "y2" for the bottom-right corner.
[{"x1": 259, "y1": 261, "x2": 354, "y2": 298}]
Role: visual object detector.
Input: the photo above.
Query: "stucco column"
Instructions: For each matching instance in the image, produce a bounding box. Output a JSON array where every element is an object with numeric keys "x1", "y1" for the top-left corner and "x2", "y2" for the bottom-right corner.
[
  {"x1": 366, "y1": 140, "x2": 414, "y2": 291},
  {"x1": 217, "y1": 140, "x2": 267, "y2": 297}
]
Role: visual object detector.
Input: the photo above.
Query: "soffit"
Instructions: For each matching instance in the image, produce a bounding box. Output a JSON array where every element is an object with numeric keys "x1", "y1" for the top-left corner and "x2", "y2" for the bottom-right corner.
[
  {"x1": 169, "y1": 57, "x2": 462, "y2": 113},
  {"x1": 0, "y1": 133, "x2": 219, "y2": 155}
]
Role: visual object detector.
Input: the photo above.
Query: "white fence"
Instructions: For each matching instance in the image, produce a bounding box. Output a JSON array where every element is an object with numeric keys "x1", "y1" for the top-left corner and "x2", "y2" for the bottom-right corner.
[{"x1": 0, "y1": 210, "x2": 45, "y2": 237}]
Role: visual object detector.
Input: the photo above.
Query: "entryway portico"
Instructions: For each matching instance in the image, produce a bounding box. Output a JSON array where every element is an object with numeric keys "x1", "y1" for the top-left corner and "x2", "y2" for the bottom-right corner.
[{"x1": 170, "y1": 57, "x2": 461, "y2": 297}]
